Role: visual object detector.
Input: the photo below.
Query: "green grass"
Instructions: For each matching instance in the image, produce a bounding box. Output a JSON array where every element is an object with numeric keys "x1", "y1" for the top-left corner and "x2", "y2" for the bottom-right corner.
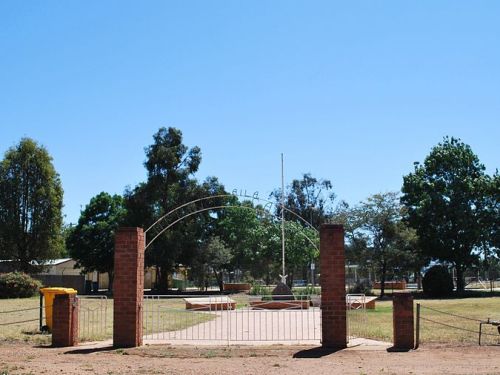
[
  {"x1": 0, "y1": 296, "x2": 217, "y2": 343},
  {"x1": 352, "y1": 297, "x2": 500, "y2": 345},
  {"x1": 3, "y1": 295, "x2": 499, "y2": 346},
  {"x1": 0, "y1": 296, "x2": 49, "y2": 344}
]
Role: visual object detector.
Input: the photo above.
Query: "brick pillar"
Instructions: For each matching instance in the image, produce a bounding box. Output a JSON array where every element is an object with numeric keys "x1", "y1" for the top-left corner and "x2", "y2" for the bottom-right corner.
[
  {"x1": 52, "y1": 294, "x2": 79, "y2": 347},
  {"x1": 320, "y1": 224, "x2": 347, "y2": 349},
  {"x1": 113, "y1": 227, "x2": 145, "y2": 348},
  {"x1": 393, "y1": 292, "x2": 414, "y2": 351}
]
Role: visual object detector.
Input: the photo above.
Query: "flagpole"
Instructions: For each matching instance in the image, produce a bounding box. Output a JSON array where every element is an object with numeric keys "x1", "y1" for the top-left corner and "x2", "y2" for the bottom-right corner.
[{"x1": 280, "y1": 153, "x2": 287, "y2": 284}]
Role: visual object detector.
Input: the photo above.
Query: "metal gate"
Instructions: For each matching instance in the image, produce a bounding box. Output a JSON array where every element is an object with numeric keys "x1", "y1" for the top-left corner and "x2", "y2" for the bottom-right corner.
[
  {"x1": 77, "y1": 295, "x2": 110, "y2": 342},
  {"x1": 143, "y1": 294, "x2": 321, "y2": 344},
  {"x1": 346, "y1": 293, "x2": 368, "y2": 340}
]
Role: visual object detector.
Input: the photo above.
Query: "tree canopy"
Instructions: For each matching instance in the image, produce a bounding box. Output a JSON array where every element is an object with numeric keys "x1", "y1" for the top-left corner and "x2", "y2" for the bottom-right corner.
[
  {"x1": 66, "y1": 192, "x2": 126, "y2": 290},
  {"x1": 401, "y1": 137, "x2": 490, "y2": 291},
  {"x1": 0, "y1": 138, "x2": 63, "y2": 271}
]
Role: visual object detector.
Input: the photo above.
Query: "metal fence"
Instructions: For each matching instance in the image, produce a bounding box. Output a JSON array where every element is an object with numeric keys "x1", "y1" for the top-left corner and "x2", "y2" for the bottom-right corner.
[
  {"x1": 346, "y1": 294, "x2": 368, "y2": 340},
  {"x1": 143, "y1": 294, "x2": 321, "y2": 343},
  {"x1": 416, "y1": 303, "x2": 500, "y2": 347},
  {"x1": 78, "y1": 295, "x2": 110, "y2": 342}
]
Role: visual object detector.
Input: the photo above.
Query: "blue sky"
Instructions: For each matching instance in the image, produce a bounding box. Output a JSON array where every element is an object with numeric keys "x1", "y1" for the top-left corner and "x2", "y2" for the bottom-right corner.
[{"x1": 1, "y1": 1, "x2": 499, "y2": 224}]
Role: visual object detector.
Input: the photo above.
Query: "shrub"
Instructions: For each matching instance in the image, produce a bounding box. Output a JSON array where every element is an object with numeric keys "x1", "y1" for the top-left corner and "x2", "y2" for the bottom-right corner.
[
  {"x1": 422, "y1": 265, "x2": 454, "y2": 297},
  {"x1": 249, "y1": 284, "x2": 272, "y2": 296},
  {"x1": 348, "y1": 279, "x2": 373, "y2": 296},
  {"x1": 0, "y1": 272, "x2": 42, "y2": 298}
]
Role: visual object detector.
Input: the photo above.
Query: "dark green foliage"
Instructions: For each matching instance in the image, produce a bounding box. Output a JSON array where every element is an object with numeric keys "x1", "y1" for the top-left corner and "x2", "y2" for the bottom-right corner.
[
  {"x1": 402, "y1": 137, "x2": 491, "y2": 292},
  {"x1": 0, "y1": 272, "x2": 42, "y2": 298},
  {"x1": 67, "y1": 192, "x2": 126, "y2": 291},
  {"x1": 271, "y1": 173, "x2": 335, "y2": 229},
  {"x1": 0, "y1": 138, "x2": 64, "y2": 272},
  {"x1": 334, "y1": 192, "x2": 419, "y2": 297},
  {"x1": 348, "y1": 280, "x2": 373, "y2": 296},
  {"x1": 422, "y1": 265, "x2": 454, "y2": 297}
]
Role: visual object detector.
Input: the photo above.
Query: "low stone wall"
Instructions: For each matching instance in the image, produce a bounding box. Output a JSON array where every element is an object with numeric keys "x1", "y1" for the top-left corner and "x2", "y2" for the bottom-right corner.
[
  {"x1": 373, "y1": 281, "x2": 407, "y2": 290},
  {"x1": 222, "y1": 283, "x2": 251, "y2": 292}
]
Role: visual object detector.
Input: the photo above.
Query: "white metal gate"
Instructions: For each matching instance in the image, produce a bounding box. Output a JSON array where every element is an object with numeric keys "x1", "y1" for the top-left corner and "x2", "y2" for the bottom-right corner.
[
  {"x1": 346, "y1": 293, "x2": 368, "y2": 340},
  {"x1": 77, "y1": 295, "x2": 110, "y2": 342},
  {"x1": 143, "y1": 294, "x2": 321, "y2": 344}
]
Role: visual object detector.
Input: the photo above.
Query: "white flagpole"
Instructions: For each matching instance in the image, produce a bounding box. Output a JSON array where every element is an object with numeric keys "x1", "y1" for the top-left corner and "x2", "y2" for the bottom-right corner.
[{"x1": 280, "y1": 153, "x2": 287, "y2": 284}]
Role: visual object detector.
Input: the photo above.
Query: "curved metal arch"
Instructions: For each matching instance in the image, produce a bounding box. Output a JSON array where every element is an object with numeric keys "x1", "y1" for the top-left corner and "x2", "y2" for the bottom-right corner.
[
  {"x1": 144, "y1": 204, "x2": 319, "y2": 252},
  {"x1": 145, "y1": 194, "x2": 318, "y2": 235}
]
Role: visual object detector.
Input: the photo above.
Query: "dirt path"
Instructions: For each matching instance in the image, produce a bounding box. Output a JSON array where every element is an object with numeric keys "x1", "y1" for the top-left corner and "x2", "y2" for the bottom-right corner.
[{"x1": 1, "y1": 342, "x2": 500, "y2": 375}]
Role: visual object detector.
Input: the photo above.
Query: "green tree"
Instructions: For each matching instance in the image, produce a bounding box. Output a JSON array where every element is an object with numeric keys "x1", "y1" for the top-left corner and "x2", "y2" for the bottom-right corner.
[
  {"x1": 272, "y1": 173, "x2": 335, "y2": 229},
  {"x1": 66, "y1": 192, "x2": 126, "y2": 291},
  {"x1": 334, "y1": 193, "x2": 419, "y2": 297},
  {"x1": 193, "y1": 236, "x2": 233, "y2": 291},
  {"x1": 402, "y1": 137, "x2": 488, "y2": 292},
  {"x1": 0, "y1": 138, "x2": 63, "y2": 272},
  {"x1": 124, "y1": 127, "x2": 228, "y2": 290},
  {"x1": 356, "y1": 192, "x2": 417, "y2": 297}
]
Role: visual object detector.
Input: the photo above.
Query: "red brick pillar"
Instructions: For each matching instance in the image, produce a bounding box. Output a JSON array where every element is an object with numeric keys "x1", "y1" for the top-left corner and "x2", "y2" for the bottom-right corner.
[
  {"x1": 393, "y1": 292, "x2": 414, "y2": 351},
  {"x1": 320, "y1": 224, "x2": 347, "y2": 349},
  {"x1": 113, "y1": 227, "x2": 145, "y2": 348},
  {"x1": 52, "y1": 294, "x2": 79, "y2": 347}
]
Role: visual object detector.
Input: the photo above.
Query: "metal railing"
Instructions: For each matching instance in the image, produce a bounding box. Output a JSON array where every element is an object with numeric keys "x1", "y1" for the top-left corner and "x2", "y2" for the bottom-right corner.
[
  {"x1": 78, "y1": 295, "x2": 109, "y2": 341},
  {"x1": 346, "y1": 293, "x2": 368, "y2": 340},
  {"x1": 143, "y1": 294, "x2": 321, "y2": 343}
]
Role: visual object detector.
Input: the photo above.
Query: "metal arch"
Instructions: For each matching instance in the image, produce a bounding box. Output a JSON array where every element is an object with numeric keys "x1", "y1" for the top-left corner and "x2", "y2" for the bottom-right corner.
[
  {"x1": 144, "y1": 204, "x2": 319, "y2": 252},
  {"x1": 145, "y1": 194, "x2": 319, "y2": 235}
]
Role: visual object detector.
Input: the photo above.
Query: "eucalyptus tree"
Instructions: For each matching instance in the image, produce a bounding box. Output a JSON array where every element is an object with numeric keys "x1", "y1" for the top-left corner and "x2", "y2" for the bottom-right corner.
[
  {"x1": 0, "y1": 138, "x2": 63, "y2": 271},
  {"x1": 124, "y1": 127, "x2": 231, "y2": 290},
  {"x1": 271, "y1": 173, "x2": 335, "y2": 229},
  {"x1": 402, "y1": 137, "x2": 489, "y2": 292},
  {"x1": 66, "y1": 192, "x2": 126, "y2": 291}
]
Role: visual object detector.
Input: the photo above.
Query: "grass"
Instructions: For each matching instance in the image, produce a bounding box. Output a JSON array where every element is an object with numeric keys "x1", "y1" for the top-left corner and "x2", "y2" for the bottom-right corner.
[
  {"x1": 0, "y1": 296, "x2": 49, "y2": 344},
  {"x1": 3, "y1": 294, "x2": 500, "y2": 346},
  {"x1": 353, "y1": 297, "x2": 500, "y2": 345},
  {"x1": 0, "y1": 296, "x2": 217, "y2": 343}
]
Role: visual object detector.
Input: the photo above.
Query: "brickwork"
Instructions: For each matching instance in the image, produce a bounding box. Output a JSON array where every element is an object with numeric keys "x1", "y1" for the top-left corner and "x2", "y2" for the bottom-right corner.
[
  {"x1": 393, "y1": 292, "x2": 414, "y2": 351},
  {"x1": 113, "y1": 227, "x2": 145, "y2": 348},
  {"x1": 52, "y1": 294, "x2": 79, "y2": 347},
  {"x1": 320, "y1": 224, "x2": 347, "y2": 349}
]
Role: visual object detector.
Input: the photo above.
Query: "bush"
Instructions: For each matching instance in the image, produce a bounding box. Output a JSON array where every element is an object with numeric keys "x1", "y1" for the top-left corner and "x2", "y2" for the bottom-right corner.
[
  {"x1": 422, "y1": 265, "x2": 454, "y2": 297},
  {"x1": 348, "y1": 279, "x2": 373, "y2": 296},
  {"x1": 0, "y1": 272, "x2": 42, "y2": 298}
]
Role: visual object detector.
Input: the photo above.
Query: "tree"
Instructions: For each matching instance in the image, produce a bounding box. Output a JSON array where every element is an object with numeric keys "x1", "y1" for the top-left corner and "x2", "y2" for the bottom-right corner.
[
  {"x1": 195, "y1": 236, "x2": 233, "y2": 291},
  {"x1": 124, "y1": 127, "x2": 216, "y2": 290},
  {"x1": 354, "y1": 192, "x2": 417, "y2": 297},
  {"x1": 402, "y1": 137, "x2": 488, "y2": 292},
  {"x1": 0, "y1": 138, "x2": 63, "y2": 272},
  {"x1": 66, "y1": 192, "x2": 126, "y2": 291},
  {"x1": 271, "y1": 173, "x2": 335, "y2": 229}
]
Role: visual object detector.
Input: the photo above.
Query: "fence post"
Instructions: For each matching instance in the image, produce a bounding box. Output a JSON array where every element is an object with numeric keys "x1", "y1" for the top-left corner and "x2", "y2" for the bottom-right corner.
[
  {"x1": 415, "y1": 303, "x2": 420, "y2": 349},
  {"x1": 113, "y1": 227, "x2": 145, "y2": 348},
  {"x1": 39, "y1": 292, "x2": 43, "y2": 331},
  {"x1": 52, "y1": 294, "x2": 79, "y2": 347},
  {"x1": 320, "y1": 224, "x2": 347, "y2": 349},
  {"x1": 392, "y1": 292, "x2": 414, "y2": 351}
]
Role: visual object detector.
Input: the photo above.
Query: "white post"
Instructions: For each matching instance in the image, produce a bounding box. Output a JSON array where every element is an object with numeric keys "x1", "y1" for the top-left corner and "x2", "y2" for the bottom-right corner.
[{"x1": 280, "y1": 153, "x2": 287, "y2": 284}]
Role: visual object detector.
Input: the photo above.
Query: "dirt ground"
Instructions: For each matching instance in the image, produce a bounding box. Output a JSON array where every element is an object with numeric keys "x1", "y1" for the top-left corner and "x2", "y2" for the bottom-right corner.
[{"x1": 1, "y1": 342, "x2": 499, "y2": 375}]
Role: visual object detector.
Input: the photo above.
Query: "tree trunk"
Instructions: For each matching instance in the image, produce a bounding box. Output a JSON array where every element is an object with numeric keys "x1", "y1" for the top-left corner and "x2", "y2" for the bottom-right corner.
[
  {"x1": 157, "y1": 266, "x2": 169, "y2": 293},
  {"x1": 456, "y1": 266, "x2": 465, "y2": 292},
  {"x1": 215, "y1": 271, "x2": 224, "y2": 292},
  {"x1": 380, "y1": 262, "x2": 387, "y2": 298},
  {"x1": 108, "y1": 271, "x2": 114, "y2": 293}
]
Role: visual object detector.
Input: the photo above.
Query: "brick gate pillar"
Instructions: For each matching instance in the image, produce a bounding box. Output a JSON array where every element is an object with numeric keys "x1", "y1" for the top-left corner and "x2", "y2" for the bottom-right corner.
[
  {"x1": 52, "y1": 294, "x2": 79, "y2": 347},
  {"x1": 392, "y1": 292, "x2": 414, "y2": 351},
  {"x1": 320, "y1": 224, "x2": 347, "y2": 349},
  {"x1": 113, "y1": 227, "x2": 145, "y2": 348}
]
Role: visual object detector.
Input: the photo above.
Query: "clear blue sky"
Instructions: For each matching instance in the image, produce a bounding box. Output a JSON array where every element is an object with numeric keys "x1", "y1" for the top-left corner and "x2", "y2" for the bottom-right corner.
[{"x1": 1, "y1": 1, "x2": 498, "y2": 224}]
